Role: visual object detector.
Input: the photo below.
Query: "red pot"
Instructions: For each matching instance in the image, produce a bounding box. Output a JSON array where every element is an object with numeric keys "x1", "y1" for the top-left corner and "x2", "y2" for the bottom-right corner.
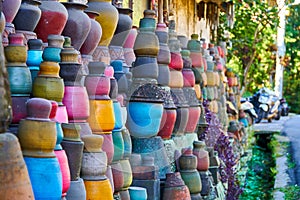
[
  {"x1": 34, "y1": 0, "x2": 68, "y2": 42},
  {"x1": 80, "y1": 10, "x2": 102, "y2": 55},
  {"x1": 227, "y1": 77, "x2": 234, "y2": 87},
  {"x1": 169, "y1": 52, "x2": 183, "y2": 70},
  {"x1": 185, "y1": 106, "x2": 201, "y2": 133},
  {"x1": 157, "y1": 108, "x2": 176, "y2": 140},
  {"x1": 84, "y1": 75, "x2": 110, "y2": 100},
  {"x1": 55, "y1": 149, "x2": 71, "y2": 198},
  {"x1": 63, "y1": 86, "x2": 90, "y2": 122},
  {"x1": 190, "y1": 52, "x2": 203, "y2": 68},
  {"x1": 182, "y1": 68, "x2": 195, "y2": 87}
]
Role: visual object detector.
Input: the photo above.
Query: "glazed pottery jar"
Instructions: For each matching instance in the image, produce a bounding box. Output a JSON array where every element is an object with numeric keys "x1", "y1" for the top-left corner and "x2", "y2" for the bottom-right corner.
[
  {"x1": 162, "y1": 172, "x2": 191, "y2": 200},
  {"x1": 34, "y1": 0, "x2": 68, "y2": 43},
  {"x1": 11, "y1": 96, "x2": 29, "y2": 124},
  {"x1": 2, "y1": 0, "x2": 21, "y2": 23},
  {"x1": 169, "y1": 52, "x2": 183, "y2": 70},
  {"x1": 0, "y1": 133, "x2": 34, "y2": 200},
  {"x1": 66, "y1": 178, "x2": 86, "y2": 199},
  {"x1": 129, "y1": 186, "x2": 147, "y2": 200},
  {"x1": 86, "y1": 0, "x2": 118, "y2": 46},
  {"x1": 134, "y1": 32, "x2": 159, "y2": 57},
  {"x1": 59, "y1": 63, "x2": 83, "y2": 86},
  {"x1": 111, "y1": 161, "x2": 124, "y2": 192},
  {"x1": 123, "y1": 28, "x2": 137, "y2": 66},
  {"x1": 180, "y1": 170, "x2": 202, "y2": 195},
  {"x1": 120, "y1": 159, "x2": 133, "y2": 190},
  {"x1": 60, "y1": 37, "x2": 79, "y2": 63},
  {"x1": 27, "y1": 39, "x2": 43, "y2": 81},
  {"x1": 169, "y1": 69, "x2": 184, "y2": 88},
  {"x1": 25, "y1": 97, "x2": 52, "y2": 121},
  {"x1": 112, "y1": 130, "x2": 124, "y2": 162},
  {"x1": 24, "y1": 157, "x2": 62, "y2": 199},
  {"x1": 80, "y1": 10, "x2": 102, "y2": 56},
  {"x1": 13, "y1": 0, "x2": 42, "y2": 31},
  {"x1": 4, "y1": 33, "x2": 27, "y2": 64},
  {"x1": 85, "y1": 73, "x2": 111, "y2": 100},
  {"x1": 122, "y1": 129, "x2": 132, "y2": 158},
  {"x1": 63, "y1": 86, "x2": 89, "y2": 122},
  {"x1": 179, "y1": 147, "x2": 197, "y2": 171},
  {"x1": 193, "y1": 141, "x2": 210, "y2": 171},
  {"x1": 132, "y1": 56, "x2": 159, "y2": 79},
  {"x1": 62, "y1": 2, "x2": 91, "y2": 50},
  {"x1": 100, "y1": 134, "x2": 114, "y2": 165},
  {"x1": 84, "y1": 179, "x2": 113, "y2": 200},
  {"x1": 110, "y1": 7, "x2": 133, "y2": 46},
  {"x1": 7, "y1": 66, "x2": 32, "y2": 95}
]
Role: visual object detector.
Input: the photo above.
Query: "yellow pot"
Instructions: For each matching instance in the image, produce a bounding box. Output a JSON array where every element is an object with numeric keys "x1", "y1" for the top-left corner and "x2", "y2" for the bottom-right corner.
[
  {"x1": 4, "y1": 45, "x2": 27, "y2": 64},
  {"x1": 39, "y1": 61, "x2": 60, "y2": 77},
  {"x1": 18, "y1": 119, "x2": 56, "y2": 157},
  {"x1": 87, "y1": 100, "x2": 115, "y2": 132},
  {"x1": 84, "y1": 179, "x2": 113, "y2": 200},
  {"x1": 169, "y1": 69, "x2": 183, "y2": 88},
  {"x1": 206, "y1": 71, "x2": 215, "y2": 86},
  {"x1": 33, "y1": 76, "x2": 65, "y2": 104},
  {"x1": 201, "y1": 72, "x2": 207, "y2": 86},
  {"x1": 194, "y1": 84, "x2": 202, "y2": 100}
]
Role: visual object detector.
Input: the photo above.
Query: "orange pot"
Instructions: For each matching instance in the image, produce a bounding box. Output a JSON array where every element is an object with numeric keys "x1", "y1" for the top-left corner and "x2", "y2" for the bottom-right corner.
[
  {"x1": 87, "y1": 100, "x2": 115, "y2": 132},
  {"x1": 84, "y1": 179, "x2": 113, "y2": 200},
  {"x1": 169, "y1": 69, "x2": 183, "y2": 88}
]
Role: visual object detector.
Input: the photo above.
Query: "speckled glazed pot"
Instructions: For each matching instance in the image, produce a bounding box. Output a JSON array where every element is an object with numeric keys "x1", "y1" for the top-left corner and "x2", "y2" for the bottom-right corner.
[
  {"x1": 34, "y1": 0, "x2": 68, "y2": 43},
  {"x1": 162, "y1": 172, "x2": 191, "y2": 200}
]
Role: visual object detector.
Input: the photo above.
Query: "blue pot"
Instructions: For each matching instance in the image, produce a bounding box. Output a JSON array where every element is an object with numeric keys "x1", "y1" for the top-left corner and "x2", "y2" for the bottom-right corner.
[
  {"x1": 24, "y1": 157, "x2": 63, "y2": 200},
  {"x1": 129, "y1": 186, "x2": 147, "y2": 200},
  {"x1": 42, "y1": 47, "x2": 61, "y2": 62},
  {"x1": 113, "y1": 101, "x2": 123, "y2": 130},
  {"x1": 7, "y1": 66, "x2": 32, "y2": 95},
  {"x1": 126, "y1": 102, "x2": 163, "y2": 138},
  {"x1": 27, "y1": 50, "x2": 43, "y2": 67}
]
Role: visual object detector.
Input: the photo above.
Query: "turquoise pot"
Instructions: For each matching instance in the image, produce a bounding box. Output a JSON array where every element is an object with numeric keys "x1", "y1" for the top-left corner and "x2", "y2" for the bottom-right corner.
[
  {"x1": 126, "y1": 102, "x2": 163, "y2": 138},
  {"x1": 113, "y1": 101, "x2": 123, "y2": 131},
  {"x1": 27, "y1": 50, "x2": 43, "y2": 67},
  {"x1": 24, "y1": 157, "x2": 63, "y2": 200},
  {"x1": 7, "y1": 66, "x2": 32, "y2": 95},
  {"x1": 42, "y1": 46, "x2": 61, "y2": 62},
  {"x1": 129, "y1": 186, "x2": 147, "y2": 200},
  {"x1": 112, "y1": 130, "x2": 124, "y2": 162},
  {"x1": 55, "y1": 122, "x2": 64, "y2": 150}
]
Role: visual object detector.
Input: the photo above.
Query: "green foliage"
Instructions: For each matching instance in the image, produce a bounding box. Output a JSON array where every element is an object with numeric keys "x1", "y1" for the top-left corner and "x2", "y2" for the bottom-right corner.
[
  {"x1": 279, "y1": 185, "x2": 300, "y2": 200},
  {"x1": 224, "y1": 0, "x2": 279, "y2": 94},
  {"x1": 283, "y1": 4, "x2": 300, "y2": 114}
]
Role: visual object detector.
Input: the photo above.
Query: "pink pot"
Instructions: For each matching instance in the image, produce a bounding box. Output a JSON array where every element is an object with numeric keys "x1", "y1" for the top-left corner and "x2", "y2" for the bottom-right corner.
[
  {"x1": 169, "y1": 52, "x2": 183, "y2": 70},
  {"x1": 55, "y1": 150, "x2": 71, "y2": 198},
  {"x1": 63, "y1": 86, "x2": 90, "y2": 122},
  {"x1": 185, "y1": 106, "x2": 201, "y2": 133},
  {"x1": 123, "y1": 28, "x2": 137, "y2": 49},
  {"x1": 190, "y1": 52, "x2": 203, "y2": 68},
  {"x1": 182, "y1": 69, "x2": 195, "y2": 87},
  {"x1": 55, "y1": 105, "x2": 68, "y2": 124},
  {"x1": 100, "y1": 133, "x2": 114, "y2": 165},
  {"x1": 85, "y1": 75, "x2": 110, "y2": 100},
  {"x1": 2, "y1": 0, "x2": 21, "y2": 23}
]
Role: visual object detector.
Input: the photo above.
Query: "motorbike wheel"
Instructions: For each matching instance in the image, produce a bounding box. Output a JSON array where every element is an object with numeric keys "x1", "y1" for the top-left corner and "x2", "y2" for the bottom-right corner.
[
  {"x1": 275, "y1": 109, "x2": 281, "y2": 120},
  {"x1": 256, "y1": 108, "x2": 264, "y2": 123}
]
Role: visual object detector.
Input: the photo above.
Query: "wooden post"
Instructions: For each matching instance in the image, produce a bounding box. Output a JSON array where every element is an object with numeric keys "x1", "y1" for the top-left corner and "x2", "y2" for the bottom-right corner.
[{"x1": 158, "y1": 0, "x2": 164, "y2": 24}]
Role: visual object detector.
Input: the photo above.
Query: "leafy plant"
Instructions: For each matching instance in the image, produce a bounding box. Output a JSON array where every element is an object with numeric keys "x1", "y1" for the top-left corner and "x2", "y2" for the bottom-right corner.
[{"x1": 279, "y1": 185, "x2": 300, "y2": 200}]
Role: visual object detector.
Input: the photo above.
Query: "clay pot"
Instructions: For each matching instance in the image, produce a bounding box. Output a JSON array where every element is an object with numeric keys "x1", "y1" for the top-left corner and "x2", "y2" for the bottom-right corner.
[
  {"x1": 59, "y1": 63, "x2": 83, "y2": 86},
  {"x1": 124, "y1": 28, "x2": 137, "y2": 49},
  {"x1": 156, "y1": 23, "x2": 169, "y2": 45},
  {"x1": 139, "y1": 10, "x2": 156, "y2": 32},
  {"x1": 157, "y1": 43, "x2": 171, "y2": 65},
  {"x1": 66, "y1": 178, "x2": 86, "y2": 200},
  {"x1": 60, "y1": 38, "x2": 79, "y2": 63},
  {"x1": 33, "y1": 76, "x2": 64, "y2": 103},
  {"x1": 39, "y1": 61, "x2": 60, "y2": 77},
  {"x1": 34, "y1": 0, "x2": 68, "y2": 42},
  {"x1": 0, "y1": 133, "x2": 34, "y2": 200},
  {"x1": 169, "y1": 52, "x2": 183, "y2": 70},
  {"x1": 100, "y1": 133, "x2": 114, "y2": 165},
  {"x1": 63, "y1": 86, "x2": 90, "y2": 122},
  {"x1": 129, "y1": 186, "x2": 147, "y2": 200},
  {"x1": 132, "y1": 56, "x2": 159, "y2": 79},
  {"x1": 26, "y1": 97, "x2": 51, "y2": 121},
  {"x1": 179, "y1": 147, "x2": 197, "y2": 171},
  {"x1": 47, "y1": 34, "x2": 65, "y2": 48},
  {"x1": 162, "y1": 172, "x2": 191, "y2": 200},
  {"x1": 2, "y1": 0, "x2": 21, "y2": 23},
  {"x1": 110, "y1": 8, "x2": 133, "y2": 46},
  {"x1": 81, "y1": 151, "x2": 107, "y2": 180},
  {"x1": 80, "y1": 10, "x2": 102, "y2": 55},
  {"x1": 24, "y1": 157, "x2": 62, "y2": 199},
  {"x1": 85, "y1": 74, "x2": 110, "y2": 100},
  {"x1": 84, "y1": 179, "x2": 113, "y2": 200},
  {"x1": 193, "y1": 141, "x2": 209, "y2": 171},
  {"x1": 180, "y1": 170, "x2": 202, "y2": 194},
  {"x1": 158, "y1": 108, "x2": 177, "y2": 140},
  {"x1": 55, "y1": 149, "x2": 71, "y2": 198},
  {"x1": 5, "y1": 46, "x2": 27, "y2": 65},
  {"x1": 126, "y1": 102, "x2": 163, "y2": 138},
  {"x1": 112, "y1": 130, "x2": 124, "y2": 162},
  {"x1": 61, "y1": 2, "x2": 91, "y2": 50},
  {"x1": 185, "y1": 106, "x2": 201, "y2": 133},
  {"x1": 172, "y1": 106, "x2": 189, "y2": 136},
  {"x1": 182, "y1": 68, "x2": 196, "y2": 87},
  {"x1": 87, "y1": 99, "x2": 115, "y2": 132},
  {"x1": 27, "y1": 39, "x2": 43, "y2": 77},
  {"x1": 13, "y1": 0, "x2": 42, "y2": 31},
  {"x1": 122, "y1": 129, "x2": 132, "y2": 159},
  {"x1": 7, "y1": 66, "x2": 32, "y2": 95},
  {"x1": 158, "y1": 64, "x2": 170, "y2": 86},
  {"x1": 134, "y1": 31, "x2": 159, "y2": 57},
  {"x1": 120, "y1": 159, "x2": 133, "y2": 190},
  {"x1": 11, "y1": 96, "x2": 28, "y2": 124},
  {"x1": 111, "y1": 161, "x2": 124, "y2": 192},
  {"x1": 86, "y1": 0, "x2": 118, "y2": 46},
  {"x1": 169, "y1": 69, "x2": 184, "y2": 88}
]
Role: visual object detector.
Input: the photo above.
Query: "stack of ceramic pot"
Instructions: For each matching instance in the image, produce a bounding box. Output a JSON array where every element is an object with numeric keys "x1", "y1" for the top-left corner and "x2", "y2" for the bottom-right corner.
[
  {"x1": 111, "y1": 60, "x2": 129, "y2": 103},
  {"x1": 86, "y1": 0, "x2": 119, "y2": 65},
  {"x1": 162, "y1": 172, "x2": 191, "y2": 200},
  {"x1": 5, "y1": 33, "x2": 32, "y2": 131},
  {"x1": 81, "y1": 134, "x2": 114, "y2": 200},
  {"x1": 130, "y1": 154, "x2": 159, "y2": 200},
  {"x1": 61, "y1": 36, "x2": 93, "y2": 136},
  {"x1": 85, "y1": 61, "x2": 116, "y2": 196},
  {"x1": 33, "y1": 34, "x2": 68, "y2": 124},
  {"x1": 181, "y1": 50, "x2": 201, "y2": 135},
  {"x1": 156, "y1": 22, "x2": 177, "y2": 141},
  {"x1": 61, "y1": 123, "x2": 86, "y2": 200},
  {"x1": 13, "y1": 0, "x2": 42, "y2": 44},
  {"x1": 34, "y1": 0, "x2": 68, "y2": 44},
  {"x1": 26, "y1": 39, "x2": 43, "y2": 83},
  {"x1": 80, "y1": 10, "x2": 102, "y2": 78},
  {"x1": 192, "y1": 141, "x2": 212, "y2": 198},
  {"x1": 2, "y1": 0, "x2": 21, "y2": 46},
  {"x1": 168, "y1": 20, "x2": 189, "y2": 138},
  {"x1": 179, "y1": 147, "x2": 202, "y2": 199},
  {"x1": 18, "y1": 98, "x2": 63, "y2": 199},
  {"x1": 207, "y1": 147, "x2": 221, "y2": 186}
]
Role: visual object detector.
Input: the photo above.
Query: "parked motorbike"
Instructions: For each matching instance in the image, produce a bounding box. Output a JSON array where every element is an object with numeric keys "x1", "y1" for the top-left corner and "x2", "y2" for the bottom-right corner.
[
  {"x1": 240, "y1": 98, "x2": 257, "y2": 126},
  {"x1": 279, "y1": 98, "x2": 290, "y2": 116},
  {"x1": 251, "y1": 88, "x2": 281, "y2": 123}
]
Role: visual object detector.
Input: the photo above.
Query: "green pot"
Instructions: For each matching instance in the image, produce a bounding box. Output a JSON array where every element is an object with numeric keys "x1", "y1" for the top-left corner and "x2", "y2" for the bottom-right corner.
[{"x1": 180, "y1": 170, "x2": 202, "y2": 194}]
